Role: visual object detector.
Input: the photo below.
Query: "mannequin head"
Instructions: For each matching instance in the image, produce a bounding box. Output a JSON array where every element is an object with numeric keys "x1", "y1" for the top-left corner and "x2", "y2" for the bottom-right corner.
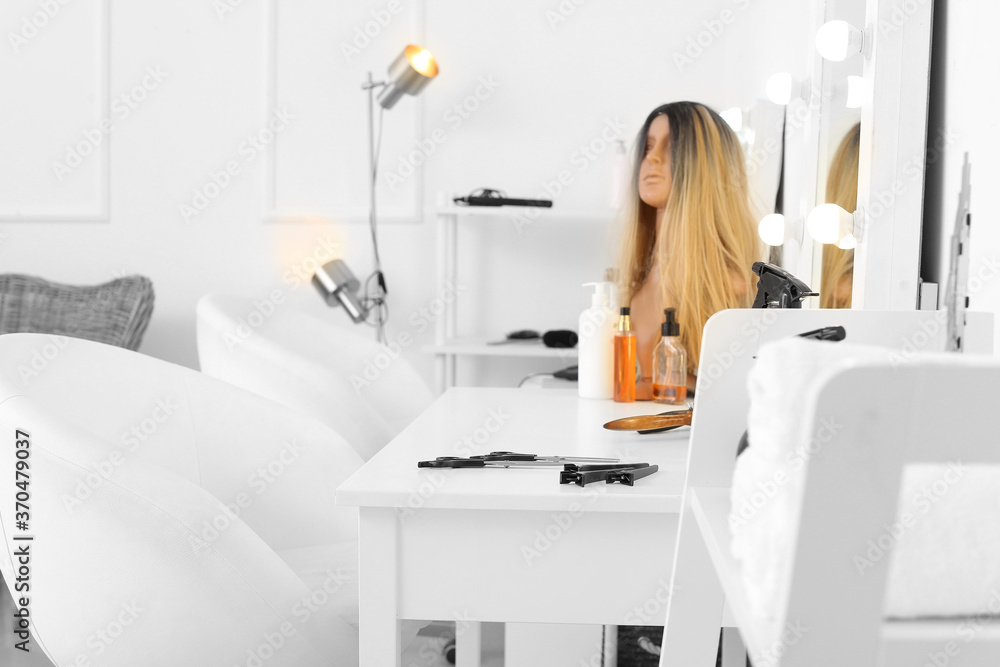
[{"x1": 617, "y1": 101, "x2": 760, "y2": 370}]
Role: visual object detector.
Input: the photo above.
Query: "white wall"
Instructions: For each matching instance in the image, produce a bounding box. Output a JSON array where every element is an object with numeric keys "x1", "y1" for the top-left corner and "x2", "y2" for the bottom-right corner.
[
  {"x1": 0, "y1": 0, "x2": 811, "y2": 387},
  {"x1": 923, "y1": 0, "x2": 1000, "y2": 353}
]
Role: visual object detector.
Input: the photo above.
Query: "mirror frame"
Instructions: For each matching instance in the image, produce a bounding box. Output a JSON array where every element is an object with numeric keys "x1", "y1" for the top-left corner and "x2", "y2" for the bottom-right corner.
[{"x1": 852, "y1": 0, "x2": 935, "y2": 309}]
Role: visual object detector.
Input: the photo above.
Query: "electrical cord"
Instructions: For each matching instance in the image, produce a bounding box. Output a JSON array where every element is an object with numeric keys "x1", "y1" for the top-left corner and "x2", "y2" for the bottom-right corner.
[{"x1": 516, "y1": 372, "x2": 553, "y2": 388}]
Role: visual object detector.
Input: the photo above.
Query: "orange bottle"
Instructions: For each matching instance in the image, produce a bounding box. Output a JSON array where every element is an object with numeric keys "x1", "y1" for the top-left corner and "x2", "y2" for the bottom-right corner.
[{"x1": 613, "y1": 307, "x2": 636, "y2": 402}]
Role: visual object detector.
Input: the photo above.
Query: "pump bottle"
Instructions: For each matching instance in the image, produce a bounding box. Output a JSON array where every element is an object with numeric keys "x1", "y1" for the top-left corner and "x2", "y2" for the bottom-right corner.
[
  {"x1": 652, "y1": 309, "x2": 687, "y2": 405},
  {"x1": 578, "y1": 282, "x2": 615, "y2": 399},
  {"x1": 613, "y1": 307, "x2": 636, "y2": 402}
]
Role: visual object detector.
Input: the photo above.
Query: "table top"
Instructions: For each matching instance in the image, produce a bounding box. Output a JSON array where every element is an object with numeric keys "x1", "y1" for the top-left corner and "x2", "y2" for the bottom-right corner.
[{"x1": 336, "y1": 388, "x2": 691, "y2": 514}]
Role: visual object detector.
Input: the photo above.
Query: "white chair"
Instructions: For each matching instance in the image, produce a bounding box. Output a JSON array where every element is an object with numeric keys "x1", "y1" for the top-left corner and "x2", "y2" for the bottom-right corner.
[
  {"x1": 0, "y1": 333, "x2": 363, "y2": 666},
  {"x1": 196, "y1": 294, "x2": 435, "y2": 461},
  {"x1": 688, "y1": 341, "x2": 1000, "y2": 665},
  {"x1": 661, "y1": 309, "x2": 998, "y2": 666}
]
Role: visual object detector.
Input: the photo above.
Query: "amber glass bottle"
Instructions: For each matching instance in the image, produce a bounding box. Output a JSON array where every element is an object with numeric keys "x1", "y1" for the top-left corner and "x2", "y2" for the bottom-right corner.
[{"x1": 652, "y1": 308, "x2": 687, "y2": 405}]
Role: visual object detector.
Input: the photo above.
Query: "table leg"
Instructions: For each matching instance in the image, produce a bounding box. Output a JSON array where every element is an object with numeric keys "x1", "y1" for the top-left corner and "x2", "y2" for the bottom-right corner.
[
  {"x1": 720, "y1": 627, "x2": 746, "y2": 667},
  {"x1": 659, "y1": 504, "x2": 725, "y2": 667},
  {"x1": 603, "y1": 625, "x2": 618, "y2": 666},
  {"x1": 455, "y1": 620, "x2": 482, "y2": 667},
  {"x1": 359, "y1": 508, "x2": 401, "y2": 667}
]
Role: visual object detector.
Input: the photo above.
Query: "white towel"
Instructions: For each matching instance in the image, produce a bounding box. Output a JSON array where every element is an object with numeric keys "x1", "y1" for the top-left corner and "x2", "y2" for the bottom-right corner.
[{"x1": 729, "y1": 338, "x2": 1000, "y2": 647}]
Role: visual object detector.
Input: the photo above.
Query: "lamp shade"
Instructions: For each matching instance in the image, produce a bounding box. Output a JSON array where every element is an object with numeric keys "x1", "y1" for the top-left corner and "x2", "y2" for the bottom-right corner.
[
  {"x1": 377, "y1": 44, "x2": 439, "y2": 110},
  {"x1": 312, "y1": 259, "x2": 366, "y2": 322}
]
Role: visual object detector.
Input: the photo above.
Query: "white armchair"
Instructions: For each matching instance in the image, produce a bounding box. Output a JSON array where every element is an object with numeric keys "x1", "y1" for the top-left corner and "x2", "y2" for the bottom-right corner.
[
  {"x1": 196, "y1": 294, "x2": 435, "y2": 461},
  {"x1": 0, "y1": 333, "x2": 363, "y2": 666}
]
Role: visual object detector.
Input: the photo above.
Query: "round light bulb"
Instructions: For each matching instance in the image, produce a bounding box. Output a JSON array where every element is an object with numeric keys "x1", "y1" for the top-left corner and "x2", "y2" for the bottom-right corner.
[
  {"x1": 838, "y1": 233, "x2": 857, "y2": 250},
  {"x1": 815, "y1": 20, "x2": 864, "y2": 62},
  {"x1": 846, "y1": 75, "x2": 864, "y2": 108},
  {"x1": 758, "y1": 213, "x2": 786, "y2": 246},
  {"x1": 719, "y1": 106, "x2": 742, "y2": 132},
  {"x1": 765, "y1": 73, "x2": 793, "y2": 106},
  {"x1": 807, "y1": 203, "x2": 853, "y2": 244}
]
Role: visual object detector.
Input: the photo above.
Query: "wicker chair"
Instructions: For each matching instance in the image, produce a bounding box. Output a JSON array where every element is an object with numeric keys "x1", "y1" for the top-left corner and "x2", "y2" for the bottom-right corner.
[{"x1": 0, "y1": 274, "x2": 154, "y2": 350}]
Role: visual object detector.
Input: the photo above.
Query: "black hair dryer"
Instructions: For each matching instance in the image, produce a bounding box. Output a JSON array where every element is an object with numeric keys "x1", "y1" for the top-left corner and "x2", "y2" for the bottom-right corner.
[{"x1": 751, "y1": 261, "x2": 818, "y2": 309}]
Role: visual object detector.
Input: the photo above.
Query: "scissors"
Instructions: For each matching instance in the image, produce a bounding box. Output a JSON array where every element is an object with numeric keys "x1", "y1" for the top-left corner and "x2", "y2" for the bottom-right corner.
[{"x1": 417, "y1": 451, "x2": 619, "y2": 469}]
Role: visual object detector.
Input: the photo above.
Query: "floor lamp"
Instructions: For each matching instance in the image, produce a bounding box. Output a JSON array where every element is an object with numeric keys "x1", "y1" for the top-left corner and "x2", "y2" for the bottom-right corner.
[{"x1": 318, "y1": 44, "x2": 439, "y2": 344}]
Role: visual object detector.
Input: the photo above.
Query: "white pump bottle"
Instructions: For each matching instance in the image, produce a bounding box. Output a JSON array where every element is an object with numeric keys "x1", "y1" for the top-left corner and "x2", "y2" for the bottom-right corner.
[{"x1": 578, "y1": 282, "x2": 616, "y2": 399}]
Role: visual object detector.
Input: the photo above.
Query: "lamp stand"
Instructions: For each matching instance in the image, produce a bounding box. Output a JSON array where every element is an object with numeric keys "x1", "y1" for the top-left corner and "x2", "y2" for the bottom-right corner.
[
  {"x1": 362, "y1": 72, "x2": 382, "y2": 259},
  {"x1": 360, "y1": 72, "x2": 388, "y2": 343}
]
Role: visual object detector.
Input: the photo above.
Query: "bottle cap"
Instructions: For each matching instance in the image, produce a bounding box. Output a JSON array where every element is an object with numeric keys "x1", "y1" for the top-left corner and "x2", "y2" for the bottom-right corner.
[
  {"x1": 620, "y1": 307, "x2": 630, "y2": 316},
  {"x1": 662, "y1": 308, "x2": 680, "y2": 337},
  {"x1": 582, "y1": 282, "x2": 610, "y2": 308}
]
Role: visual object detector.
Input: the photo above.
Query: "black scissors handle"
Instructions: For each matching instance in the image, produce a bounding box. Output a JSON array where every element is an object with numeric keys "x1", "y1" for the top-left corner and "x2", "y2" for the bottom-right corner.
[
  {"x1": 417, "y1": 458, "x2": 487, "y2": 468},
  {"x1": 472, "y1": 451, "x2": 537, "y2": 461}
]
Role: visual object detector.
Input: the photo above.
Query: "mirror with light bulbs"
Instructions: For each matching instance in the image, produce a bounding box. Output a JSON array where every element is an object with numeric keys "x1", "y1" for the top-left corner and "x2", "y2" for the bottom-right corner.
[{"x1": 763, "y1": 0, "x2": 934, "y2": 311}]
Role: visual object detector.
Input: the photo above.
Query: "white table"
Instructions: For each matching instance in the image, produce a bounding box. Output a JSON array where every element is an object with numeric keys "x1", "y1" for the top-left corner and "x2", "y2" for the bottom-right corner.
[{"x1": 337, "y1": 387, "x2": 691, "y2": 666}]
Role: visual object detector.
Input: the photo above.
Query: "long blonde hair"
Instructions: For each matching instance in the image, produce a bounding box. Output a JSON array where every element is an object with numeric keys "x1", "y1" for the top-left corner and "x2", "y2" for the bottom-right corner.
[
  {"x1": 617, "y1": 102, "x2": 760, "y2": 372},
  {"x1": 820, "y1": 123, "x2": 861, "y2": 309}
]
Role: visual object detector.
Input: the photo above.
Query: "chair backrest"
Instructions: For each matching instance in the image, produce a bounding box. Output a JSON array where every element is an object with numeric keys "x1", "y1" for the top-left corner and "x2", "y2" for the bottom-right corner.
[
  {"x1": 0, "y1": 333, "x2": 363, "y2": 551},
  {"x1": 765, "y1": 346, "x2": 1000, "y2": 665},
  {"x1": 687, "y1": 308, "x2": 993, "y2": 490},
  {"x1": 0, "y1": 394, "x2": 357, "y2": 666},
  {"x1": 0, "y1": 333, "x2": 362, "y2": 665},
  {"x1": 196, "y1": 294, "x2": 435, "y2": 460},
  {"x1": 0, "y1": 274, "x2": 155, "y2": 350}
]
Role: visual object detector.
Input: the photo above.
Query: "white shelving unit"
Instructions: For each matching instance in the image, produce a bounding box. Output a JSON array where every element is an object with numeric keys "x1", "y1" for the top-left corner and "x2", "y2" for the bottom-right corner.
[{"x1": 426, "y1": 205, "x2": 613, "y2": 393}]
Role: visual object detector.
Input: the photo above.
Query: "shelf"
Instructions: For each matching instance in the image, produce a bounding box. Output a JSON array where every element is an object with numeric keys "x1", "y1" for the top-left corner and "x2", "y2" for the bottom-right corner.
[
  {"x1": 423, "y1": 336, "x2": 579, "y2": 359},
  {"x1": 432, "y1": 205, "x2": 615, "y2": 224}
]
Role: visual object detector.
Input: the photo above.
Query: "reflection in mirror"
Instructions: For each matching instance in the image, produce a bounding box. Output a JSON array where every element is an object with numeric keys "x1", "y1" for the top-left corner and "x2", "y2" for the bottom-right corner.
[
  {"x1": 810, "y1": 0, "x2": 864, "y2": 306},
  {"x1": 820, "y1": 123, "x2": 860, "y2": 308}
]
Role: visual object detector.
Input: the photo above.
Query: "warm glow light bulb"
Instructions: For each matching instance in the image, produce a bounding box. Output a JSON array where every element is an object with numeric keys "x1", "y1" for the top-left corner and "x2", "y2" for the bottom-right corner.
[
  {"x1": 846, "y1": 75, "x2": 864, "y2": 108},
  {"x1": 765, "y1": 73, "x2": 793, "y2": 106},
  {"x1": 758, "y1": 214, "x2": 786, "y2": 246},
  {"x1": 815, "y1": 20, "x2": 864, "y2": 62},
  {"x1": 807, "y1": 203, "x2": 853, "y2": 244},
  {"x1": 720, "y1": 106, "x2": 742, "y2": 132},
  {"x1": 409, "y1": 48, "x2": 435, "y2": 75}
]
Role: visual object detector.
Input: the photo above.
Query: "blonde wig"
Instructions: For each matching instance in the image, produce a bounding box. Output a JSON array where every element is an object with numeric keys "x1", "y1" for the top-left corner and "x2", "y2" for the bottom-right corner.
[
  {"x1": 616, "y1": 102, "x2": 761, "y2": 372},
  {"x1": 820, "y1": 123, "x2": 861, "y2": 309}
]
